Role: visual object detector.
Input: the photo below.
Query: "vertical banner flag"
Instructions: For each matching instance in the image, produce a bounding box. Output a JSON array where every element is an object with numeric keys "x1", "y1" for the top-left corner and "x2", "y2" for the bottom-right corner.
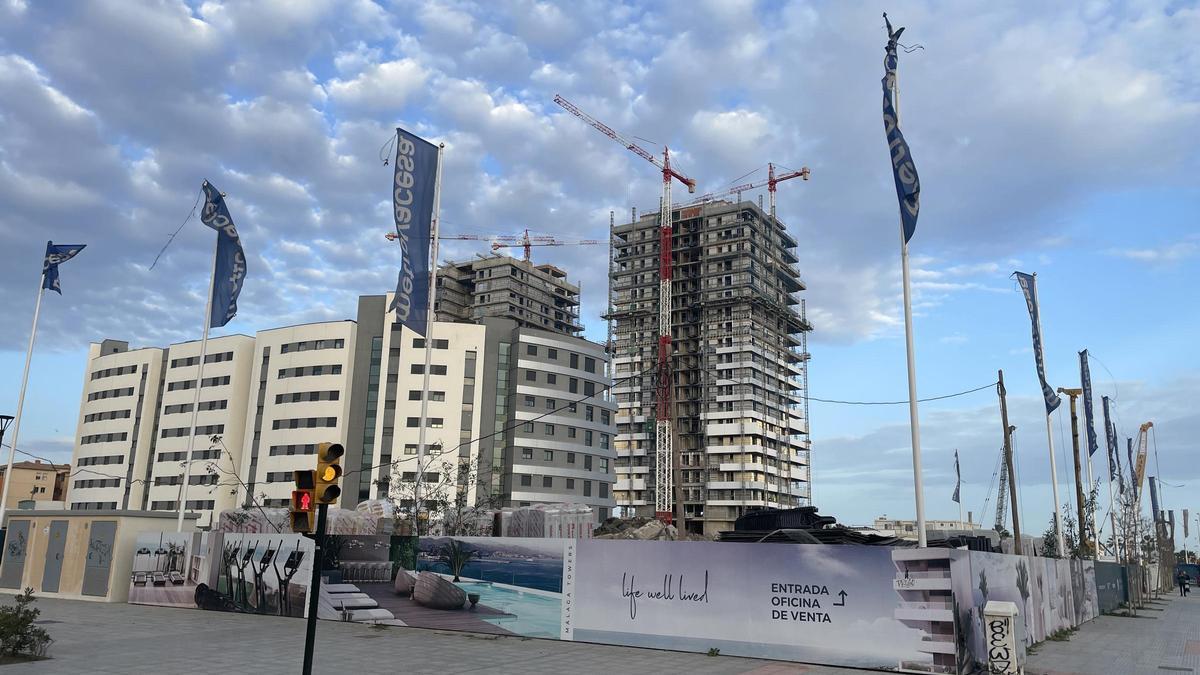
[
  {"x1": 952, "y1": 450, "x2": 961, "y2": 503},
  {"x1": 882, "y1": 13, "x2": 920, "y2": 243},
  {"x1": 1127, "y1": 438, "x2": 1135, "y2": 497},
  {"x1": 42, "y1": 242, "x2": 86, "y2": 294},
  {"x1": 1148, "y1": 477, "x2": 1160, "y2": 523},
  {"x1": 1079, "y1": 351, "x2": 1099, "y2": 457},
  {"x1": 1102, "y1": 396, "x2": 1119, "y2": 482},
  {"x1": 1014, "y1": 272, "x2": 1061, "y2": 415},
  {"x1": 200, "y1": 181, "x2": 246, "y2": 328},
  {"x1": 1184, "y1": 509, "x2": 1190, "y2": 538},
  {"x1": 390, "y1": 127, "x2": 439, "y2": 337}
]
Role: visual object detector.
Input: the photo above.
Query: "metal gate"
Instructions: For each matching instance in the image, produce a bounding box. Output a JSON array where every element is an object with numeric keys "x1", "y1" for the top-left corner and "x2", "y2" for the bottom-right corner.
[
  {"x1": 0, "y1": 520, "x2": 30, "y2": 588},
  {"x1": 41, "y1": 520, "x2": 69, "y2": 593},
  {"x1": 81, "y1": 521, "x2": 117, "y2": 597}
]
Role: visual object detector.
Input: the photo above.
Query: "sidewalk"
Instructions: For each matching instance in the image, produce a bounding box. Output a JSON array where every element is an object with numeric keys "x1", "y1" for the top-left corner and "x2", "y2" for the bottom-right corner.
[
  {"x1": 1027, "y1": 594, "x2": 1200, "y2": 675},
  {"x1": 0, "y1": 595, "x2": 867, "y2": 674}
]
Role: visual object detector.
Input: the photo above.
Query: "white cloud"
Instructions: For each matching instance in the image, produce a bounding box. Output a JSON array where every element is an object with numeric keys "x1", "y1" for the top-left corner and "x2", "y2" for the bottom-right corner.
[
  {"x1": 1110, "y1": 238, "x2": 1198, "y2": 265},
  {"x1": 326, "y1": 58, "x2": 428, "y2": 111}
]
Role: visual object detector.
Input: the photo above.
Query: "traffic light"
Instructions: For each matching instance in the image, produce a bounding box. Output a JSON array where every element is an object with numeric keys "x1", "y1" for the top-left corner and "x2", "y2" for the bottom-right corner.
[
  {"x1": 290, "y1": 469, "x2": 316, "y2": 532},
  {"x1": 314, "y1": 442, "x2": 344, "y2": 504}
]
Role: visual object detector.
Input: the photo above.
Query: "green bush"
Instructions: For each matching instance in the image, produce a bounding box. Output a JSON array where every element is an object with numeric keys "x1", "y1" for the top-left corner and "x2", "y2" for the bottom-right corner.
[{"x1": 0, "y1": 588, "x2": 52, "y2": 658}]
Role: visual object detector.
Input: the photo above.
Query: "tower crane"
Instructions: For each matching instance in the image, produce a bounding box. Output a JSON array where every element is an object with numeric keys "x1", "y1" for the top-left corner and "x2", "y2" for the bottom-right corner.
[
  {"x1": 684, "y1": 163, "x2": 811, "y2": 220},
  {"x1": 385, "y1": 229, "x2": 606, "y2": 263},
  {"x1": 554, "y1": 94, "x2": 697, "y2": 523}
]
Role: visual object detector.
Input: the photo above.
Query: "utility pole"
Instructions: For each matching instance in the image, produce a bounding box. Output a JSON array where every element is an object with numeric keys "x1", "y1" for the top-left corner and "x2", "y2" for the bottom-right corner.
[
  {"x1": 301, "y1": 502, "x2": 328, "y2": 675},
  {"x1": 1058, "y1": 387, "x2": 1088, "y2": 556},
  {"x1": 997, "y1": 371, "x2": 1022, "y2": 554}
]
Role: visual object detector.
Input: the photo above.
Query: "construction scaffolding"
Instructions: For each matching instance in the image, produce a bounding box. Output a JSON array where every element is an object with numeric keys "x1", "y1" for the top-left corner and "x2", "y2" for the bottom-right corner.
[{"x1": 610, "y1": 199, "x2": 812, "y2": 537}]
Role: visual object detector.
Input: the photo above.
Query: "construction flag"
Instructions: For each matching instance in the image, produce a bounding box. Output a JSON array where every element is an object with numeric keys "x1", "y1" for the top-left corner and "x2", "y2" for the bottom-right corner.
[
  {"x1": 1079, "y1": 351, "x2": 1099, "y2": 457},
  {"x1": 1014, "y1": 272, "x2": 1061, "y2": 415},
  {"x1": 1102, "y1": 396, "x2": 1119, "y2": 482},
  {"x1": 199, "y1": 181, "x2": 246, "y2": 328},
  {"x1": 42, "y1": 241, "x2": 86, "y2": 294},
  {"x1": 952, "y1": 450, "x2": 961, "y2": 504},
  {"x1": 389, "y1": 127, "x2": 439, "y2": 337},
  {"x1": 882, "y1": 13, "x2": 920, "y2": 243}
]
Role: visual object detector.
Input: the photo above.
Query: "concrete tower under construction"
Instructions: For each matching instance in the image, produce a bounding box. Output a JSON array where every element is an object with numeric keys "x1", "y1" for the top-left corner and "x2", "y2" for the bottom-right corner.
[{"x1": 609, "y1": 199, "x2": 812, "y2": 537}]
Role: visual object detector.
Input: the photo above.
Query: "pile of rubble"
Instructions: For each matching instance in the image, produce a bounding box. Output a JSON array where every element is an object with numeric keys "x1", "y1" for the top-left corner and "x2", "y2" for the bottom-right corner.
[{"x1": 593, "y1": 517, "x2": 708, "y2": 541}]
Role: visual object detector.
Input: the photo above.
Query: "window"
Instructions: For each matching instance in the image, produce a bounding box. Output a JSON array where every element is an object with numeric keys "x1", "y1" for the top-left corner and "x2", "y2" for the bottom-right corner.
[
  {"x1": 520, "y1": 474, "x2": 532, "y2": 487},
  {"x1": 429, "y1": 418, "x2": 444, "y2": 429},
  {"x1": 600, "y1": 433, "x2": 610, "y2": 449},
  {"x1": 567, "y1": 452, "x2": 576, "y2": 464},
  {"x1": 584, "y1": 382, "x2": 596, "y2": 396},
  {"x1": 585, "y1": 455, "x2": 593, "y2": 470},
  {"x1": 567, "y1": 427, "x2": 577, "y2": 439},
  {"x1": 600, "y1": 483, "x2": 610, "y2": 499},
  {"x1": 543, "y1": 476, "x2": 553, "y2": 488},
  {"x1": 583, "y1": 480, "x2": 592, "y2": 497},
  {"x1": 585, "y1": 406, "x2": 594, "y2": 422},
  {"x1": 546, "y1": 373, "x2": 557, "y2": 385},
  {"x1": 585, "y1": 430, "x2": 593, "y2": 446},
  {"x1": 544, "y1": 424, "x2": 554, "y2": 435},
  {"x1": 81, "y1": 432, "x2": 129, "y2": 444},
  {"x1": 524, "y1": 422, "x2": 534, "y2": 433},
  {"x1": 543, "y1": 450, "x2": 553, "y2": 461},
  {"x1": 522, "y1": 448, "x2": 533, "y2": 460},
  {"x1": 569, "y1": 402, "x2": 577, "y2": 413},
  {"x1": 601, "y1": 410, "x2": 611, "y2": 425},
  {"x1": 525, "y1": 370, "x2": 536, "y2": 382},
  {"x1": 546, "y1": 398, "x2": 556, "y2": 410},
  {"x1": 404, "y1": 444, "x2": 418, "y2": 455},
  {"x1": 569, "y1": 378, "x2": 578, "y2": 394},
  {"x1": 570, "y1": 353, "x2": 579, "y2": 369},
  {"x1": 547, "y1": 348, "x2": 558, "y2": 359},
  {"x1": 432, "y1": 365, "x2": 447, "y2": 375},
  {"x1": 584, "y1": 357, "x2": 596, "y2": 373},
  {"x1": 524, "y1": 395, "x2": 535, "y2": 407},
  {"x1": 566, "y1": 478, "x2": 575, "y2": 489},
  {"x1": 526, "y1": 344, "x2": 537, "y2": 356},
  {"x1": 600, "y1": 458, "x2": 609, "y2": 473}
]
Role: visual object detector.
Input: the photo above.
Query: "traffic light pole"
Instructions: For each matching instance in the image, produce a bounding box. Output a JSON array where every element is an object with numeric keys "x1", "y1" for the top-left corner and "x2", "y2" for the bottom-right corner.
[{"x1": 302, "y1": 502, "x2": 328, "y2": 675}]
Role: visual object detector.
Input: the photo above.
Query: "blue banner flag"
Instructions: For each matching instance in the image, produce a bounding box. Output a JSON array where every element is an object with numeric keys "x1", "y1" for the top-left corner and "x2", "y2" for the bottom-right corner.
[
  {"x1": 1102, "y1": 396, "x2": 1119, "y2": 483},
  {"x1": 952, "y1": 449, "x2": 961, "y2": 504},
  {"x1": 1013, "y1": 272, "x2": 1061, "y2": 415},
  {"x1": 42, "y1": 241, "x2": 86, "y2": 294},
  {"x1": 1079, "y1": 350, "x2": 1099, "y2": 457},
  {"x1": 882, "y1": 13, "x2": 920, "y2": 243},
  {"x1": 1148, "y1": 477, "x2": 1160, "y2": 522},
  {"x1": 390, "y1": 127, "x2": 439, "y2": 337},
  {"x1": 1126, "y1": 438, "x2": 1135, "y2": 497},
  {"x1": 200, "y1": 181, "x2": 246, "y2": 328}
]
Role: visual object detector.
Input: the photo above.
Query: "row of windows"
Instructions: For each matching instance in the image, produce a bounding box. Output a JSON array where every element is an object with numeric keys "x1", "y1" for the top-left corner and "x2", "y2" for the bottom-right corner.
[
  {"x1": 411, "y1": 338, "x2": 449, "y2": 349},
  {"x1": 155, "y1": 476, "x2": 182, "y2": 486},
  {"x1": 90, "y1": 364, "x2": 137, "y2": 380},
  {"x1": 517, "y1": 423, "x2": 610, "y2": 448},
  {"x1": 278, "y1": 364, "x2": 343, "y2": 379},
  {"x1": 78, "y1": 454, "x2": 124, "y2": 466},
  {"x1": 164, "y1": 399, "x2": 229, "y2": 415},
  {"x1": 516, "y1": 473, "x2": 609, "y2": 497},
  {"x1": 150, "y1": 500, "x2": 215, "y2": 510},
  {"x1": 518, "y1": 448, "x2": 610, "y2": 472},
  {"x1": 81, "y1": 432, "x2": 128, "y2": 445},
  {"x1": 170, "y1": 351, "x2": 233, "y2": 368},
  {"x1": 521, "y1": 397, "x2": 610, "y2": 424},
  {"x1": 265, "y1": 471, "x2": 296, "y2": 482},
  {"x1": 74, "y1": 478, "x2": 121, "y2": 489},
  {"x1": 280, "y1": 338, "x2": 345, "y2": 353},
  {"x1": 271, "y1": 417, "x2": 337, "y2": 430},
  {"x1": 523, "y1": 369, "x2": 599, "y2": 396},
  {"x1": 88, "y1": 387, "x2": 133, "y2": 401},
  {"x1": 167, "y1": 375, "x2": 231, "y2": 391},
  {"x1": 275, "y1": 390, "x2": 340, "y2": 404},
  {"x1": 398, "y1": 471, "x2": 441, "y2": 482},
  {"x1": 84, "y1": 409, "x2": 131, "y2": 423},
  {"x1": 268, "y1": 444, "x2": 318, "y2": 456},
  {"x1": 160, "y1": 424, "x2": 225, "y2": 438},
  {"x1": 404, "y1": 417, "x2": 444, "y2": 429},
  {"x1": 71, "y1": 501, "x2": 117, "y2": 510},
  {"x1": 410, "y1": 364, "x2": 448, "y2": 375},
  {"x1": 408, "y1": 390, "x2": 446, "y2": 402},
  {"x1": 157, "y1": 451, "x2": 187, "y2": 462},
  {"x1": 523, "y1": 344, "x2": 599, "y2": 373}
]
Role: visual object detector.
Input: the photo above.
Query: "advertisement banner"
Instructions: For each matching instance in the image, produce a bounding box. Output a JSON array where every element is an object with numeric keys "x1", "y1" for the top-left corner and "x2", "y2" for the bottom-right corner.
[
  {"x1": 882, "y1": 14, "x2": 920, "y2": 243},
  {"x1": 200, "y1": 181, "x2": 247, "y2": 328},
  {"x1": 1102, "y1": 396, "x2": 1119, "y2": 483},
  {"x1": 1014, "y1": 272, "x2": 1061, "y2": 415},
  {"x1": 390, "y1": 127, "x2": 439, "y2": 337},
  {"x1": 1079, "y1": 351, "x2": 1099, "y2": 457}
]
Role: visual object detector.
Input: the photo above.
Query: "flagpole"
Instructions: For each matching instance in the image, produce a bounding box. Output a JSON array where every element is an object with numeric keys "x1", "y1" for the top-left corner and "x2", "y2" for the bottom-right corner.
[
  {"x1": 1031, "y1": 274, "x2": 1066, "y2": 555},
  {"x1": 1086, "y1": 452, "x2": 1098, "y2": 560},
  {"x1": 1106, "y1": 435, "x2": 1120, "y2": 562},
  {"x1": 890, "y1": 71, "x2": 928, "y2": 548},
  {"x1": 413, "y1": 143, "x2": 445, "y2": 536},
  {"x1": 177, "y1": 241, "x2": 218, "y2": 532},
  {"x1": 0, "y1": 275, "x2": 48, "y2": 527}
]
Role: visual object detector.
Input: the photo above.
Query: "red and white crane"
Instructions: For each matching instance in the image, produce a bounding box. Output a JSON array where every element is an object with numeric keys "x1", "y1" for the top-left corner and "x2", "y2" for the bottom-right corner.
[
  {"x1": 554, "y1": 94, "x2": 696, "y2": 523},
  {"x1": 682, "y1": 163, "x2": 810, "y2": 219},
  {"x1": 385, "y1": 229, "x2": 605, "y2": 263}
]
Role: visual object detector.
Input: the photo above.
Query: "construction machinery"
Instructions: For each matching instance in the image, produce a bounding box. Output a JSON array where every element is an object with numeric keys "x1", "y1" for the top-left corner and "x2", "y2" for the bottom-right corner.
[
  {"x1": 682, "y1": 163, "x2": 810, "y2": 219},
  {"x1": 554, "y1": 94, "x2": 697, "y2": 523}
]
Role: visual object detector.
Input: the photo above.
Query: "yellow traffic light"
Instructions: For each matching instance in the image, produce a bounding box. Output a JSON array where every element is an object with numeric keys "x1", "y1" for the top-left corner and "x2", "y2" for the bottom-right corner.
[
  {"x1": 314, "y1": 442, "x2": 344, "y2": 504},
  {"x1": 290, "y1": 469, "x2": 316, "y2": 532}
]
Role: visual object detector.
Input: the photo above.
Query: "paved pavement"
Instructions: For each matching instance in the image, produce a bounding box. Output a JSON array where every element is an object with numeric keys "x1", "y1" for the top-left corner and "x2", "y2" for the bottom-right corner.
[
  {"x1": 1027, "y1": 593, "x2": 1200, "y2": 675},
  {"x1": 1, "y1": 596, "x2": 866, "y2": 674}
]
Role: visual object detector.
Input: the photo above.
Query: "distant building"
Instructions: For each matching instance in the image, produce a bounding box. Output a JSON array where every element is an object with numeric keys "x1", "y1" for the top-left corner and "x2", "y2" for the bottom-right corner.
[
  {"x1": 871, "y1": 515, "x2": 981, "y2": 540},
  {"x1": 0, "y1": 461, "x2": 69, "y2": 509},
  {"x1": 436, "y1": 254, "x2": 583, "y2": 336}
]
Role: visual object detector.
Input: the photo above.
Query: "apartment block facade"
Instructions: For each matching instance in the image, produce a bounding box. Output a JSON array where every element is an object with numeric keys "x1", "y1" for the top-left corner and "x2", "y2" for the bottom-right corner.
[
  {"x1": 610, "y1": 199, "x2": 812, "y2": 536},
  {"x1": 435, "y1": 254, "x2": 583, "y2": 336}
]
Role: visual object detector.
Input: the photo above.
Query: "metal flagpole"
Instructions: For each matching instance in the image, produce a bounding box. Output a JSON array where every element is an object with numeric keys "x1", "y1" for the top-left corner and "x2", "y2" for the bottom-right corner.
[
  {"x1": 413, "y1": 143, "x2": 445, "y2": 536},
  {"x1": 891, "y1": 69, "x2": 927, "y2": 548},
  {"x1": 1031, "y1": 275, "x2": 1066, "y2": 555},
  {"x1": 177, "y1": 242, "x2": 219, "y2": 532},
  {"x1": 0, "y1": 275, "x2": 48, "y2": 526},
  {"x1": 1106, "y1": 444, "x2": 1120, "y2": 561},
  {"x1": 1086, "y1": 453, "x2": 1098, "y2": 559}
]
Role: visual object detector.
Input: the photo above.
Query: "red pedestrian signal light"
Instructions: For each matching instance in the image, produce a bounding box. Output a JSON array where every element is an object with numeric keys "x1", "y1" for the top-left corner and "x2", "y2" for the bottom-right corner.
[{"x1": 290, "y1": 469, "x2": 317, "y2": 532}]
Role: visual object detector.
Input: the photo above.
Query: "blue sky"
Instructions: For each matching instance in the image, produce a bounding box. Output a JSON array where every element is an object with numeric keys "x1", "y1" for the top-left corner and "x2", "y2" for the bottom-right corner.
[{"x1": 1, "y1": 1, "x2": 1197, "y2": 535}]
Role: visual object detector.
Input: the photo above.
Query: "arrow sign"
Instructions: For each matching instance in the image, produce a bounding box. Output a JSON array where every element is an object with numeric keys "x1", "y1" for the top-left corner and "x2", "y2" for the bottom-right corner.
[{"x1": 834, "y1": 590, "x2": 847, "y2": 607}]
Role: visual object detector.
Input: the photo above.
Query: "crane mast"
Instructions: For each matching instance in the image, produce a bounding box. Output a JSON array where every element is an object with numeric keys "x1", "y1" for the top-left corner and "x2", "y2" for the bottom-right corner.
[{"x1": 555, "y1": 94, "x2": 696, "y2": 522}]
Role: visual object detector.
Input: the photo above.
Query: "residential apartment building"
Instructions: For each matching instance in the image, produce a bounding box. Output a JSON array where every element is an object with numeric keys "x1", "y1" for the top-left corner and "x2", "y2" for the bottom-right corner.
[
  {"x1": 344, "y1": 295, "x2": 617, "y2": 520},
  {"x1": 435, "y1": 254, "x2": 583, "y2": 336},
  {"x1": 610, "y1": 199, "x2": 812, "y2": 536},
  {"x1": 69, "y1": 340, "x2": 166, "y2": 511},
  {"x1": 236, "y1": 321, "x2": 357, "y2": 509},
  {"x1": 144, "y1": 335, "x2": 255, "y2": 528},
  {"x1": 0, "y1": 461, "x2": 69, "y2": 509}
]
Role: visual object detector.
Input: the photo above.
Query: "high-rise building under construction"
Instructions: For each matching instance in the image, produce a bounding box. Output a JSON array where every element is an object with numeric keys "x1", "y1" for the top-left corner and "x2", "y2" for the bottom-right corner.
[{"x1": 609, "y1": 199, "x2": 812, "y2": 537}]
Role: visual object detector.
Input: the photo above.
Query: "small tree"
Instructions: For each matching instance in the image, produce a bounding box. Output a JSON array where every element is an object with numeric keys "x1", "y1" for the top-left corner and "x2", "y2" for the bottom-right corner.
[
  {"x1": 978, "y1": 569, "x2": 989, "y2": 603},
  {"x1": 1041, "y1": 514, "x2": 1060, "y2": 558},
  {"x1": 381, "y1": 442, "x2": 505, "y2": 536},
  {"x1": 0, "y1": 588, "x2": 52, "y2": 658},
  {"x1": 437, "y1": 540, "x2": 478, "y2": 582}
]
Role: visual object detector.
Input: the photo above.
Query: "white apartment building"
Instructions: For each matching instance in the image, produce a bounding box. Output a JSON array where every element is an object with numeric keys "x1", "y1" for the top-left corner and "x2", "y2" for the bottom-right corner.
[
  {"x1": 236, "y1": 321, "x2": 357, "y2": 508},
  {"x1": 69, "y1": 340, "x2": 165, "y2": 511},
  {"x1": 144, "y1": 335, "x2": 255, "y2": 528}
]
